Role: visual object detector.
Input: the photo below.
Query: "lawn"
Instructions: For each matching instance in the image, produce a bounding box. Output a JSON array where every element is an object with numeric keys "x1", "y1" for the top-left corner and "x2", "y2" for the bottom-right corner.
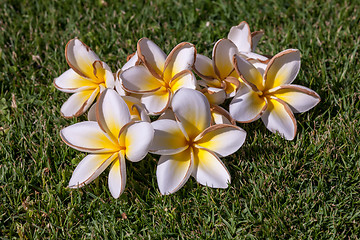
[{"x1": 0, "y1": 0, "x2": 359, "y2": 238}]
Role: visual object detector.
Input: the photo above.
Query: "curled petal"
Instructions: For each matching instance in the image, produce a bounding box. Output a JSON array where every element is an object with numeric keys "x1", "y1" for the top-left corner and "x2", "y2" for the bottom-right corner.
[
  {"x1": 120, "y1": 121, "x2": 154, "y2": 162},
  {"x1": 68, "y1": 153, "x2": 117, "y2": 188},
  {"x1": 203, "y1": 87, "x2": 226, "y2": 105},
  {"x1": 65, "y1": 38, "x2": 100, "y2": 79},
  {"x1": 229, "y1": 85, "x2": 267, "y2": 123},
  {"x1": 158, "y1": 109, "x2": 176, "y2": 121},
  {"x1": 61, "y1": 121, "x2": 117, "y2": 153},
  {"x1": 137, "y1": 38, "x2": 166, "y2": 78},
  {"x1": 195, "y1": 124, "x2": 246, "y2": 157},
  {"x1": 121, "y1": 65, "x2": 163, "y2": 93},
  {"x1": 251, "y1": 31, "x2": 264, "y2": 52},
  {"x1": 96, "y1": 89, "x2": 131, "y2": 140},
  {"x1": 60, "y1": 88, "x2": 99, "y2": 118},
  {"x1": 150, "y1": 119, "x2": 188, "y2": 155},
  {"x1": 156, "y1": 148, "x2": 193, "y2": 195},
  {"x1": 264, "y1": 49, "x2": 301, "y2": 89},
  {"x1": 54, "y1": 69, "x2": 98, "y2": 93},
  {"x1": 108, "y1": 151, "x2": 127, "y2": 198},
  {"x1": 227, "y1": 21, "x2": 252, "y2": 52},
  {"x1": 122, "y1": 96, "x2": 150, "y2": 122},
  {"x1": 261, "y1": 97, "x2": 297, "y2": 140},
  {"x1": 192, "y1": 147, "x2": 230, "y2": 188},
  {"x1": 213, "y1": 39, "x2": 238, "y2": 80},
  {"x1": 141, "y1": 88, "x2": 171, "y2": 115},
  {"x1": 169, "y1": 70, "x2": 197, "y2": 93},
  {"x1": 121, "y1": 52, "x2": 140, "y2": 72},
  {"x1": 270, "y1": 84, "x2": 320, "y2": 113},
  {"x1": 233, "y1": 54, "x2": 264, "y2": 92},
  {"x1": 193, "y1": 54, "x2": 217, "y2": 81},
  {"x1": 163, "y1": 42, "x2": 196, "y2": 81},
  {"x1": 87, "y1": 103, "x2": 97, "y2": 121},
  {"x1": 211, "y1": 105, "x2": 235, "y2": 125},
  {"x1": 104, "y1": 70, "x2": 115, "y2": 89},
  {"x1": 171, "y1": 88, "x2": 211, "y2": 140}
]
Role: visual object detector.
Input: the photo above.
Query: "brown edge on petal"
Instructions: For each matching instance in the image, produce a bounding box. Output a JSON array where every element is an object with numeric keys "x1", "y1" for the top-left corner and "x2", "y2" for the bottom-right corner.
[
  {"x1": 166, "y1": 147, "x2": 194, "y2": 195},
  {"x1": 117, "y1": 151, "x2": 126, "y2": 195},
  {"x1": 163, "y1": 42, "x2": 196, "y2": 78},
  {"x1": 263, "y1": 49, "x2": 300, "y2": 87},
  {"x1": 212, "y1": 38, "x2": 232, "y2": 80},
  {"x1": 251, "y1": 30, "x2": 264, "y2": 38},
  {"x1": 270, "y1": 96, "x2": 297, "y2": 140},
  {"x1": 65, "y1": 38, "x2": 93, "y2": 79},
  {"x1": 149, "y1": 89, "x2": 172, "y2": 115},
  {"x1": 246, "y1": 57, "x2": 270, "y2": 64},
  {"x1": 169, "y1": 69, "x2": 192, "y2": 85},
  {"x1": 232, "y1": 54, "x2": 260, "y2": 93},
  {"x1": 235, "y1": 96, "x2": 268, "y2": 124},
  {"x1": 274, "y1": 84, "x2": 321, "y2": 103},
  {"x1": 238, "y1": 21, "x2": 252, "y2": 52},
  {"x1": 251, "y1": 30, "x2": 264, "y2": 50},
  {"x1": 95, "y1": 88, "x2": 112, "y2": 134},
  {"x1": 210, "y1": 105, "x2": 236, "y2": 125},
  {"x1": 192, "y1": 147, "x2": 231, "y2": 185},
  {"x1": 60, "y1": 88, "x2": 99, "y2": 119},
  {"x1": 137, "y1": 38, "x2": 164, "y2": 80},
  {"x1": 68, "y1": 153, "x2": 117, "y2": 188},
  {"x1": 120, "y1": 66, "x2": 162, "y2": 94},
  {"x1": 53, "y1": 76, "x2": 78, "y2": 92},
  {"x1": 224, "y1": 76, "x2": 241, "y2": 92},
  {"x1": 195, "y1": 123, "x2": 244, "y2": 142},
  {"x1": 117, "y1": 120, "x2": 136, "y2": 139},
  {"x1": 127, "y1": 52, "x2": 136, "y2": 62},
  {"x1": 92, "y1": 60, "x2": 104, "y2": 79},
  {"x1": 60, "y1": 128, "x2": 105, "y2": 152}
]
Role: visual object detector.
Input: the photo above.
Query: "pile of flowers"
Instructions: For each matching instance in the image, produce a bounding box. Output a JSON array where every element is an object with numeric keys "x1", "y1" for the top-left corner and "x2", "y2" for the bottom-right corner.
[{"x1": 54, "y1": 21, "x2": 320, "y2": 198}]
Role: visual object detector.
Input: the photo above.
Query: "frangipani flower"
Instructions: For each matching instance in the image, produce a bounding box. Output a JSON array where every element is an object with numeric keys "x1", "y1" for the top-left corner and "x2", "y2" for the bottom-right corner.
[
  {"x1": 54, "y1": 39, "x2": 115, "y2": 117},
  {"x1": 61, "y1": 89, "x2": 154, "y2": 198},
  {"x1": 121, "y1": 38, "x2": 197, "y2": 115},
  {"x1": 229, "y1": 50, "x2": 321, "y2": 140},
  {"x1": 150, "y1": 88, "x2": 246, "y2": 195},
  {"x1": 114, "y1": 52, "x2": 140, "y2": 96},
  {"x1": 194, "y1": 38, "x2": 242, "y2": 99}
]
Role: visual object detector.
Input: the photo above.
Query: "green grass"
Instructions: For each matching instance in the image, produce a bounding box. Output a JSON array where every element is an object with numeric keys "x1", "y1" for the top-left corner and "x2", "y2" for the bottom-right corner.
[{"x1": 1, "y1": 0, "x2": 359, "y2": 238}]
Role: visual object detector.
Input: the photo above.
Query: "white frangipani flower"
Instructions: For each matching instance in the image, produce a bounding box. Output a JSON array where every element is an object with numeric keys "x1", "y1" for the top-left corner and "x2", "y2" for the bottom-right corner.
[
  {"x1": 121, "y1": 38, "x2": 197, "y2": 115},
  {"x1": 61, "y1": 89, "x2": 154, "y2": 198},
  {"x1": 54, "y1": 39, "x2": 115, "y2": 117},
  {"x1": 229, "y1": 49, "x2": 321, "y2": 140},
  {"x1": 150, "y1": 88, "x2": 246, "y2": 195}
]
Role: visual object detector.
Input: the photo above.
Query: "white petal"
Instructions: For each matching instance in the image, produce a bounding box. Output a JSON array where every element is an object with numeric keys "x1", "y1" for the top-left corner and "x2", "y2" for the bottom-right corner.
[
  {"x1": 163, "y1": 42, "x2": 196, "y2": 80},
  {"x1": 203, "y1": 87, "x2": 226, "y2": 105},
  {"x1": 156, "y1": 148, "x2": 193, "y2": 195},
  {"x1": 264, "y1": 49, "x2": 301, "y2": 89},
  {"x1": 121, "y1": 65, "x2": 163, "y2": 93},
  {"x1": 60, "y1": 121, "x2": 117, "y2": 153},
  {"x1": 137, "y1": 38, "x2": 166, "y2": 78},
  {"x1": 169, "y1": 70, "x2": 197, "y2": 93},
  {"x1": 270, "y1": 84, "x2": 320, "y2": 113},
  {"x1": 104, "y1": 70, "x2": 115, "y2": 89},
  {"x1": 121, "y1": 52, "x2": 139, "y2": 72},
  {"x1": 251, "y1": 31, "x2": 264, "y2": 52},
  {"x1": 227, "y1": 21, "x2": 252, "y2": 52},
  {"x1": 195, "y1": 124, "x2": 246, "y2": 157},
  {"x1": 141, "y1": 89, "x2": 171, "y2": 115},
  {"x1": 65, "y1": 39, "x2": 100, "y2": 79},
  {"x1": 150, "y1": 119, "x2": 188, "y2": 155},
  {"x1": 60, "y1": 88, "x2": 99, "y2": 118},
  {"x1": 121, "y1": 121, "x2": 154, "y2": 162},
  {"x1": 192, "y1": 147, "x2": 230, "y2": 188},
  {"x1": 233, "y1": 54, "x2": 264, "y2": 91},
  {"x1": 87, "y1": 103, "x2": 96, "y2": 121},
  {"x1": 193, "y1": 54, "x2": 217, "y2": 80},
  {"x1": 229, "y1": 85, "x2": 267, "y2": 123},
  {"x1": 114, "y1": 74, "x2": 127, "y2": 96},
  {"x1": 108, "y1": 151, "x2": 127, "y2": 198},
  {"x1": 158, "y1": 109, "x2": 176, "y2": 121},
  {"x1": 213, "y1": 39, "x2": 238, "y2": 80},
  {"x1": 171, "y1": 88, "x2": 211, "y2": 140},
  {"x1": 68, "y1": 153, "x2": 117, "y2": 188},
  {"x1": 96, "y1": 89, "x2": 131, "y2": 140},
  {"x1": 261, "y1": 97, "x2": 297, "y2": 140},
  {"x1": 54, "y1": 69, "x2": 98, "y2": 93}
]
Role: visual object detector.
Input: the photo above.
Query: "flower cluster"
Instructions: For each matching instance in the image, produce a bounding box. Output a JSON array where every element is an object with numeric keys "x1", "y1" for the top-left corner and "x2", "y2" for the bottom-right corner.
[{"x1": 55, "y1": 21, "x2": 320, "y2": 198}]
